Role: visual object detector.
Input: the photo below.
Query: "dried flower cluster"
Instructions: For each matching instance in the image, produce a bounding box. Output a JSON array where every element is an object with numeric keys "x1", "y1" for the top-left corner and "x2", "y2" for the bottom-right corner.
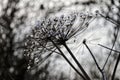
[
  {"x1": 24, "y1": 12, "x2": 95, "y2": 73},
  {"x1": 41, "y1": 13, "x2": 94, "y2": 42},
  {"x1": 24, "y1": 11, "x2": 120, "y2": 80}
]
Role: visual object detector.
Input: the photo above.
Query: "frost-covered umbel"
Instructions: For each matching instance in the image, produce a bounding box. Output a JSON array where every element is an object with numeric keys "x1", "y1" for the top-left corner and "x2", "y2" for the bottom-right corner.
[
  {"x1": 25, "y1": 12, "x2": 95, "y2": 69},
  {"x1": 36, "y1": 13, "x2": 94, "y2": 44}
]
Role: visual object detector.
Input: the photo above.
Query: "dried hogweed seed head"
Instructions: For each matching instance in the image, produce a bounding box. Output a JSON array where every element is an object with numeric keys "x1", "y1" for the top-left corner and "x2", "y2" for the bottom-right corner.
[
  {"x1": 49, "y1": 13, "x2": 93, "y2": 43},
  {"x1": 24, "y1": 12, "x2": 95, "y2": 69}
]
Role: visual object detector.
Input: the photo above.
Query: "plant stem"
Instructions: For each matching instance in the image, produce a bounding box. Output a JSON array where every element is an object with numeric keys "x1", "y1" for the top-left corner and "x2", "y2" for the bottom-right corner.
[
  {"x1": 98, "y1": 44, "x2": 120, "y2": 53},
  {"x1": 84, "y1": 43, "x2": 101, "y2": 71},
  {"x1": 98, "y1": 44, "x2": 120, "y2": 80},
  {"x1": 63, "y1": 42, "x2": 91, "y2": 80},
  {"x1": 111, "y1": 53, "x2": 120, "y2": 80},
  {"x1": 102, "y1": 27, "x2": 119, "y2": 70},
  {"x1": 50, "y1": 39, "x2": 86, "y2": 80},
  {"x1": 83, "y1": 39, "x2": 106, "y2": 80}
]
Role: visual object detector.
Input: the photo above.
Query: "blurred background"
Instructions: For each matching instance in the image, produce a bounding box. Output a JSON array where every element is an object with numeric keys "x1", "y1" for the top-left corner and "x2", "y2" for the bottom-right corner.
[{"x1": 0, "y1": 0, "x2": 120, "y2": 80}]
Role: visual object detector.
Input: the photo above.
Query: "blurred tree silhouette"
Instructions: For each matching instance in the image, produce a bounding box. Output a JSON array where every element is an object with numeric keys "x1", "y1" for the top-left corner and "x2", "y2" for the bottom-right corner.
[
  {"x1": 0, "y1": 0, "x2": 28, "y2": 80},
  {"x1": 0, "y1": 0, "x2": 49, "y2": 80}
]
